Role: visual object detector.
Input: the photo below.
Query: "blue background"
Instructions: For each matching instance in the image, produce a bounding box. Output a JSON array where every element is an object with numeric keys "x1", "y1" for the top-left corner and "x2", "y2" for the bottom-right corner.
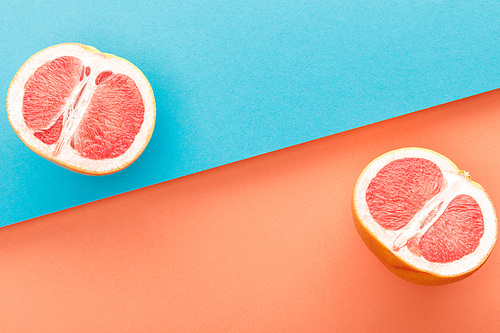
[{"x1": 1, "y1": 0, "x2": 499, "y2": 226}]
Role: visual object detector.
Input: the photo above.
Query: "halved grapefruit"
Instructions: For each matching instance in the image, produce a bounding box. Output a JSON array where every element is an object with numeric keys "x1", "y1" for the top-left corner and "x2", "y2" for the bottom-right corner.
[
  {"x1": 6, "y1": 43, "x2": 155, "y2": 175},
  {"x1": 352, "y1": 147, "x2": 497, "y2": 285}
]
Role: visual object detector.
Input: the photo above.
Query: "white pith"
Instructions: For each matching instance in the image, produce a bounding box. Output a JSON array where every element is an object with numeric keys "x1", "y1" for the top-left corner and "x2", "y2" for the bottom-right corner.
[
  {"x1": 353, "y1": 148, "x2": 498, "y2": 277},
  {"x1": 7, "y1": 43, "x2": 155, "y2": 175}
]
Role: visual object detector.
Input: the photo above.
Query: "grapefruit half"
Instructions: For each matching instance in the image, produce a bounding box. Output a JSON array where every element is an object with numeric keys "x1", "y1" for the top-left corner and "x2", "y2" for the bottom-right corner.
[
  {"x1": 6, "y1": 43, "x2": 155, "y2": 175},
  {"x1": 352, "y1": 147, "x2": 498, "y2": 285}
]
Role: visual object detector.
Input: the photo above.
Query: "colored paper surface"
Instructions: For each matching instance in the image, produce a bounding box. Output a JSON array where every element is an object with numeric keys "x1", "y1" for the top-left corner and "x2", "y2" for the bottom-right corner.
[
  {"x1": 1, "y1": 1, "x2": 499, "y2": 226},
  {"x1": 0, "y1": 90, "x2": 499, "y2": 331}
]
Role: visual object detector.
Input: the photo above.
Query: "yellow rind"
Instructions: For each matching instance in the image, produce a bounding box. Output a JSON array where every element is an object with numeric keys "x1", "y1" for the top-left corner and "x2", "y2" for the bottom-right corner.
[
  {"x1": 6, "y1": 42, "x2": 155, "y2": 175},
  {"x1": 351, "y1": 147, "x2": 498, "y2": 285}
]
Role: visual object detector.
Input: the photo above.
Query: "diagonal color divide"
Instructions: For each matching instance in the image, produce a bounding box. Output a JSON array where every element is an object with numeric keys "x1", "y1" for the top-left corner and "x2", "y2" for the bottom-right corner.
[
  {"x1": 1, "y1": 0, "x2": 499, "y2": 227},
  {"x1": 0, "y1": 90, "x2": 499, "y2": 331}
]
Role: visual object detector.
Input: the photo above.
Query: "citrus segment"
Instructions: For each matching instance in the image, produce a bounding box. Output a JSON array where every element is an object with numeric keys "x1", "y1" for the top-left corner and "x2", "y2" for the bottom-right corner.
[
  {"x1": 22, "y1": 56, "x2": 82, "y2": 136},
  {"x1": 366, "y1": 157, "x2": 443, "y2": 231},
  {"x1": 71, "y1": 74, "x2": 145, "y2": 160},
  {"x1": 352, "y1": 147, "x2": 497, "y2": 285},
  {"x1": 7, "y1": 43, "x2": 155, "y2": 175},
  {"x1": 417, "y1": 194, "x2": 484, "y2": 263}
]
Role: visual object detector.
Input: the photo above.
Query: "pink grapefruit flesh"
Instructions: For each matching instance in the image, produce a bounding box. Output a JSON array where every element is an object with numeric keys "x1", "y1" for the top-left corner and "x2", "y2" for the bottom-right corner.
[
  {"x1": 23, "y1": 56, "x2": 82, "y2": 144},
  {"x1": 70, "y1": 73, "x2": 145, "y2": 160},
  {"x1": 415, "y1": 194, "x2": 484, "y2": 263},
  {"x1": 366, "y1": 158, "x2": 444, "y2": 231}
]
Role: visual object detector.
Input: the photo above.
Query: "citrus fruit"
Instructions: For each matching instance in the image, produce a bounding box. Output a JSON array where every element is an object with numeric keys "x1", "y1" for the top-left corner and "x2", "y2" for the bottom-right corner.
[
  {"x1": 352, "y1": 147, "x2": 497, "y2": 285},
  {"x1": 6, "y1": 43, "x2": 155, "y2": 175}
]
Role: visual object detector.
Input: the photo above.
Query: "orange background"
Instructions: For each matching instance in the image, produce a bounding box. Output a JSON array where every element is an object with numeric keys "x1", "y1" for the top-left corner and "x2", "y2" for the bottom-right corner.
[{"x1": 1, "y1": 89, "x2": 499, "y2": 332}]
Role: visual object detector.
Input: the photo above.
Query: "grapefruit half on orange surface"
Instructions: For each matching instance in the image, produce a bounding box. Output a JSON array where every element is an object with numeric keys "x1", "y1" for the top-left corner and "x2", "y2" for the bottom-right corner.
[
  {"x1": 6, "y1": 43, "x2": 155, "y2": 175},
  {"x1": 352, "y1": 147, "x2": 497, "y2": 285}
]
